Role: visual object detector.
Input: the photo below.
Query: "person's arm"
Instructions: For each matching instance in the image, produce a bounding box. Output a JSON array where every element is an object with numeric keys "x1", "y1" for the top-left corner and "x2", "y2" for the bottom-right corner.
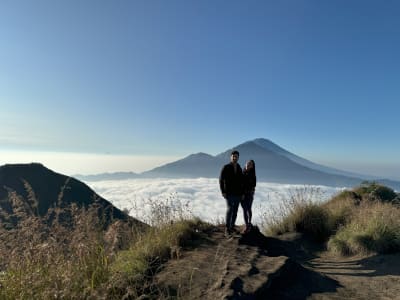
[
  {"x1": 219, "y1": 166, "x2": 227, "y2": 197},
  {"x1": 240, "y1": 166, "x2": 245, "y2": 199}
]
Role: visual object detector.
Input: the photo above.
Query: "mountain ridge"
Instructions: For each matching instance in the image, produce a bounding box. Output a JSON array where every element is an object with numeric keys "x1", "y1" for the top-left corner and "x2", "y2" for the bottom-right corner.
[
  {"x1": 0, "y1": 163, "x2": 144, "y2": 229},
  {"x1": 73, "y1": 138, "x2": 400, "y2": 190},
  {"x1": 252, "y1": 138, "x2": 374, "y2": 179}
]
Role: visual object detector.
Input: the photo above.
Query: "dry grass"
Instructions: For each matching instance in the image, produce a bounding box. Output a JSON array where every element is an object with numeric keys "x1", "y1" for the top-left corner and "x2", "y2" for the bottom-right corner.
[
  {"x1": 262, "y1": 183, "x2": 400, "y2": 255},
  {"x1": 0, "y1": 203, "x2": 122, "y2": 299},
  {"x1": 3, "y1": 178, "x2": 398, "y2": 299},
  {"x1": 328, "y1": 201, "x2": 400, "y2": 255},
  {"x1": 321, "y1": 190, "x2": 360, "y2": 231},
  {"x1": 109, "y1": 218, "x2": 212, "y2": 299},
  {"x1": 0, "y1": 185, "x2": 210, "y2": 299},
  {"x1": 262, "y1": 186, "x2": 332, "y2": 241}
]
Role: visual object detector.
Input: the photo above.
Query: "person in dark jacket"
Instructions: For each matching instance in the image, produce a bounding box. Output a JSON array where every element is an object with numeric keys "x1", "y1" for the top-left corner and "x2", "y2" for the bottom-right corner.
[
  {"x1": 241, "y1": 159, "x2": 256, "y2": 233},
  {"x1": 219, "y1": 150, "x2": 244, "y2": 237}
]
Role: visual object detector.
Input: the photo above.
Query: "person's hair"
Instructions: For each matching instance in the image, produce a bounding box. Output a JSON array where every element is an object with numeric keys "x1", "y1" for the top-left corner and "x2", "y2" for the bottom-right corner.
[
  {"x1": 246, "y1": 159, "x2": 256, "y2": 175},
  {"x1": 231, "y1": 150, "x2": 239, "y2": 156}
]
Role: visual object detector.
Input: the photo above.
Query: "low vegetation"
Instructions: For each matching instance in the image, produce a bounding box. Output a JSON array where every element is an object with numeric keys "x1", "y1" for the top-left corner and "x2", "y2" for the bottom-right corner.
[
  {"x1": 0, "y1": 188, "x2": 211, "y2": 299},
  {"x1": 109, "y1": 218, "x2": 211, "y2": 298},
  {"x1": 263, "y1": 182, "x2": 400, "y2": 256},
  {"x1": 328, "y1": 201, "x2": 400, "y2": 255},
  {"x1": 262, "y1": 186, "x2": 332, "y2": 242},
  {"x1": 2, "y1": 179, "x2": 399, "y2": 298}
]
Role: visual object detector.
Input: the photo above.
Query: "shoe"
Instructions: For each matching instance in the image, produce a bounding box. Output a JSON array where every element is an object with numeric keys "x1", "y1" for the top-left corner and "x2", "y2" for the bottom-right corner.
[
  {"x1": 232, "y1": 226, "x2": 241, "y2": 234},
  {"x1": 243, "y1": 223, "x2": 252, "y2": 234},
  {"x1": 225, "y1": 228, "x2": 232, "y2": 238}
]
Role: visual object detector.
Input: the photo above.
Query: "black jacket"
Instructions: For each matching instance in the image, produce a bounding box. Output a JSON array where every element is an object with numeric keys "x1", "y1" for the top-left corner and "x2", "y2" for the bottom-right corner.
[
  {"x1": 243, "y1": 169, "x2": 256, "y2": 194},
  {"x1": 219, "y1": 163, "x2": 244, "y2": 196}
]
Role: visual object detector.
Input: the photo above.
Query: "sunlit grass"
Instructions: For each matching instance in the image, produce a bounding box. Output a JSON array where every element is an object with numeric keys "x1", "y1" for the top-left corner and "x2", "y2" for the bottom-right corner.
[
  {"x1": 262, "y1": 182, "x2": 400, "y2": 255},
  {"x1": 328, "y1": 201, "x2": 400, "y2": 255}
]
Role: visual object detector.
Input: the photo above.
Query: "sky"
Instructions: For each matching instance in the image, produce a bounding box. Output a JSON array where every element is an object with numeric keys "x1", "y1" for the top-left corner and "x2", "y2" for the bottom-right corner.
[{"x1": 1, "y1": 1, "x2": 399, "y2": 179}]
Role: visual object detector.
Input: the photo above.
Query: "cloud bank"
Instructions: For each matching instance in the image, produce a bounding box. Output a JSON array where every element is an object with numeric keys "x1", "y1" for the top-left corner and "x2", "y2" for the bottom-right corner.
[{"x1": 87, "y1": 178, "x2": 345, "y2": 226}]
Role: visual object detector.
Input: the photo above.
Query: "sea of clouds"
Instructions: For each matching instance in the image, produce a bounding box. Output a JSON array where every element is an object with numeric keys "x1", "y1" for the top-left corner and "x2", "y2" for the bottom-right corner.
[{"x1": 86, "y1": 178, "x2": 346, "y2": 226}]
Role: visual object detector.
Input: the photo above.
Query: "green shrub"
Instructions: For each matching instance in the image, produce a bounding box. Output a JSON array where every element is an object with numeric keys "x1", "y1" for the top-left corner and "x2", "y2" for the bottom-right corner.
[{"x1": 354, "y1": 181, "x2": 397, "y2": 202}]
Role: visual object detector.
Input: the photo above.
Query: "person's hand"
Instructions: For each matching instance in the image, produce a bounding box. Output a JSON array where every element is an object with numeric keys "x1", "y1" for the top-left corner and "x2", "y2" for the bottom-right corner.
[{"x1": 222, "y1": 193, "x2": 227, "y2": 199}]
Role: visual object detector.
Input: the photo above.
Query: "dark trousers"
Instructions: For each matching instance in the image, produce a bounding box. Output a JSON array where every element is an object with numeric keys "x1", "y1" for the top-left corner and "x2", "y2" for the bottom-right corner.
[
  {"x1": 241, "y1": 192, "x2": 254, "y2": 225},
  {"x1": 225, "y1": 195, "x2": 240, "y2": 229}
]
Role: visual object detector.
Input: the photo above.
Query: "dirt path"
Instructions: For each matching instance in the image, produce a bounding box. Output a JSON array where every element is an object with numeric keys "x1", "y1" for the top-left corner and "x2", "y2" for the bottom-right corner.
[
  {"x1": 308, "y1": 252, "x2": 400, "y2": 299},
  {"x1": 155, "y1": 226, "x2": 400, "y2": 299}
]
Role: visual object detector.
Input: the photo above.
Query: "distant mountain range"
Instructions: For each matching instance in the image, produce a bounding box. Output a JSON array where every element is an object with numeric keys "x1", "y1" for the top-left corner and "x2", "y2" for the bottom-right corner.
[
  {"x1": 0, "y1": 163, "x2": 143, "y2": 229},
  {"x1": 75, "y1": 138, "x2": 400, "y2": 190}
]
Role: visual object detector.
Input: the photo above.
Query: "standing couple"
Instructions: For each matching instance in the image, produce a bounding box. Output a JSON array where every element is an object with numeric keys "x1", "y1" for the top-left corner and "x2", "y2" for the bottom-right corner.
[{"x1": 219, "y1": 150, "x2": 256, "y2": 238}]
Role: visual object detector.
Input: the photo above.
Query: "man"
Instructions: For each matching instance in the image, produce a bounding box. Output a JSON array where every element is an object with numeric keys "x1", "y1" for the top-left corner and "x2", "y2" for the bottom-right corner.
[{"x1": 219, "y1": 150, "x2": 244, "y2": 237}]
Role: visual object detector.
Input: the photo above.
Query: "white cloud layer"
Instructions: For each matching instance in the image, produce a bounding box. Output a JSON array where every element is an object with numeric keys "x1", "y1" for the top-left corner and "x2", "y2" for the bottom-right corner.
[{"x1": 86, "y1": 178, "x2": 345, "y2": 226}]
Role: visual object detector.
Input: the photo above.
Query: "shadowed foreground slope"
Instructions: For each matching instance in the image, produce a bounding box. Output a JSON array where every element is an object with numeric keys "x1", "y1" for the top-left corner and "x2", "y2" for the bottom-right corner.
[
  {"x1": 156, "y1": 226, "x2": 339, "y2": 299},
  {"x1": 154, "y1": 223, "x2": 400, "y2": 299}
]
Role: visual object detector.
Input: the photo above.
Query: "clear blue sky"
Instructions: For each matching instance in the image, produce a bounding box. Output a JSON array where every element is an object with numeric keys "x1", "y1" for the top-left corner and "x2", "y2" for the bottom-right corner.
[{"x1": 1, "y1": 0, "x2": 399, "y2": 179}]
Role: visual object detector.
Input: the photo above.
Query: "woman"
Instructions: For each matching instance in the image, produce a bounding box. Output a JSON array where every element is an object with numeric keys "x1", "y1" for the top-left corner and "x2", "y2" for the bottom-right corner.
[{"x1": 241, "y1": 159, "x2": 256, "y2": 233}]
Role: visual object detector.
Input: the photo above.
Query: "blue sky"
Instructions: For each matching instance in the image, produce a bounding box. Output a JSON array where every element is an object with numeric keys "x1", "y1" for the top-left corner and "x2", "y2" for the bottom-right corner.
[{"x1": 1, "y1": 1, "x2": 399, "y2": 179}]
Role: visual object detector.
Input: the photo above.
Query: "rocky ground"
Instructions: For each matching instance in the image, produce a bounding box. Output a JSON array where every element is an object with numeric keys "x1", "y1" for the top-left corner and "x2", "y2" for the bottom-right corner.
[{"x1": 155, "y1": 225, "x2": 400, "y2": 299}]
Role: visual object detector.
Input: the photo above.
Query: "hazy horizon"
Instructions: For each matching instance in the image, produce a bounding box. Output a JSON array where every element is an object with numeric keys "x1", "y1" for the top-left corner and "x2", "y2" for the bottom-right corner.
[{"x1": 1, "y1": 147, "x2": 399, "y2": 181}]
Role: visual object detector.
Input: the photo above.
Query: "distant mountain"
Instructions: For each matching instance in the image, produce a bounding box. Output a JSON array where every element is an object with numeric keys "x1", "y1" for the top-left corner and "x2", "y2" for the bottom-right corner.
[
  {"x1": 142, "y1": 139, "x2": 400, "y2": 190},
  {"x1": 75, "y1": 171, "x2": 140, "y2": 182},
  {"x1": 75, "y1": 138, "x2": 400, "y2": 190},
  {"x1": 0, "y1": 163, "x2": 143, "y2": 228},
  {"x1": 209, "y1": 140, "x2": 364, "y2": 187},
  {"x1": 141, "y1": 152, "x2": 220, "y2": 178},
  {"x1": 252, "y1": 138, "x2": 374, "y2": 180}
]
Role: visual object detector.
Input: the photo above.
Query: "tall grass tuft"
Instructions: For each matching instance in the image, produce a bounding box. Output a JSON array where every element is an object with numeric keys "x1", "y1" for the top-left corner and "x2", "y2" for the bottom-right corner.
[
  {"x1": 262, "y1": 182, "x2": 400, "y2": 256},
  {"x1": 262, "y1": 186, "x2": 332, "y2": 241},
  {"x1": 327, "y1": 201, "x2": 400, "y2": 255},
  {"x1": 109, "y1": 218, "x2": 211, "y2": 298},
  {"x1": 108, "y1": 194, "x2": 211, "y2": 298},
  {"x1": 321, "y1": 190, "x2": 359, "y2": 231},
  {"x1": 0, "y1": 203, "x2": 115, "y2": 299},
  {"x1": 0, "y1": 184, "x2": 210, "y2": 299}
]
